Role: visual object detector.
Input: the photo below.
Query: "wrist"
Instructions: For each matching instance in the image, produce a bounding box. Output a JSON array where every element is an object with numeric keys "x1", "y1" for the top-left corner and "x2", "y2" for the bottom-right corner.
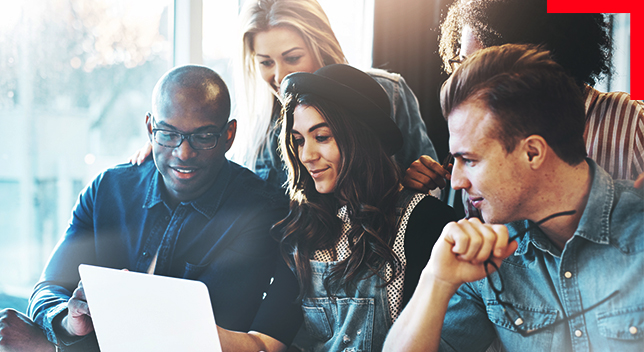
[
  {"x1": 59, "y1": 314, "x2": 77, "y2": 337},
  {"x1": 420, "y1": 268, "x2": 462, "y2": 295}
]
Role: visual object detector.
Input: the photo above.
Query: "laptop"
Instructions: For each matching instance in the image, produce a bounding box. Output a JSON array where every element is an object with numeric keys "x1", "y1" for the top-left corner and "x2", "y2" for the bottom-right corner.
[{"x1": 78, "y1": 264, "x2": 222, "y2": 352}]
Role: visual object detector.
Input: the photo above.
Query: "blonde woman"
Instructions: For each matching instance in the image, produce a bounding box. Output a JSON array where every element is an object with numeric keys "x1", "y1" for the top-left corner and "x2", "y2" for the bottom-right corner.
[{"x1": 132, "y1": 0, "x2": 441, "y2": 193}]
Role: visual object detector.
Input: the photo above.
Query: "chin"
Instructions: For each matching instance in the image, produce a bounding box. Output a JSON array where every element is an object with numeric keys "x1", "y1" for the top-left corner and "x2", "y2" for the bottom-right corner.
[{"x1": 314, "y1": 182, "x2": 334, "y2": 195}]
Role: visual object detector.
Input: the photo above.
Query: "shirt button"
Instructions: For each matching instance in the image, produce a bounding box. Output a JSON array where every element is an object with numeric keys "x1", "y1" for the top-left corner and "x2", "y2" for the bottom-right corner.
[
  {"x1": 630, "y1": 326, "x2": 638, "y2": 335},
  {"x1": 142, "y1": 251, "x2": 149, "y2": 257},
  {"x1": 164, "y1": 216, "x2": 170, "y2": 221},
  {"x1": 514, "y1": 318, "x2": 524, "y2": 326},
  {"x1": 575, "y1": 330, "x2": 583, "y2": 337},
  {"x1": 564, "y1": 271, "x2": 572, "y2": 279}
]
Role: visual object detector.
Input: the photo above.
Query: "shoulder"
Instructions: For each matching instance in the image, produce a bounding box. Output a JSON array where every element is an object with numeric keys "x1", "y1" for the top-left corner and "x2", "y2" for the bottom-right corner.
[
  {"x1": 364, "y1": 67, "x2": 402, "y2": 83},
  {"x1": 585, "y1": 86, "x2": 644, "y2": 118},
  {"x1": 403, "y1": 192, "x2": 457, "y2": 246},
  {"x1": 225, "y1": 161, "x2": 288, "y2": 207},
  {"x1": 364, "y1": 68, "x2": 410, "y2": 94},
  {"x1": 612, "y1": 180, "x2": 644, "y2": 223},
  {"x1": 408, "y1": 194, "x2": 458, "y2": 223},
  {"x1": 85, "y1": 160, "x2": 156, "y2": 194}
]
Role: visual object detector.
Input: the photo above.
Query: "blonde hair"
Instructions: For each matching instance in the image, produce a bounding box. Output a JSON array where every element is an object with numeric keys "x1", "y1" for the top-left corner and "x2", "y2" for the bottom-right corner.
[{"x1": 231, "y1": 0, "x2": 347, "y2": 168}]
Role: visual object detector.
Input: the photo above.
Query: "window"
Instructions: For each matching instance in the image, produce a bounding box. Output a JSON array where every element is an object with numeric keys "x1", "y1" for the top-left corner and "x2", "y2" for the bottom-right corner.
[
  {"x1": 0, "y1": 0, "x2": 172, "y2": 311},
  {"x1": 0, "y1": 0, "x2": 375, "y2": 313}
]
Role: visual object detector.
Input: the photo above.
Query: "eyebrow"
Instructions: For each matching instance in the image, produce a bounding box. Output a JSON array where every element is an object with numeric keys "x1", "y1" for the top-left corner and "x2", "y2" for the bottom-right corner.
[
  {"x1": 256, "y1": 47, "x2": 304, "y2": 58},
  {"x1": 292, "y1": 122, "x2": 329, "y2": 135},
  {"x1": 154, "y1": 120, "x2": 219, "y2": 133},
  {"x1": 451, "y1": 152, "x2": 468, "y2": 159}
]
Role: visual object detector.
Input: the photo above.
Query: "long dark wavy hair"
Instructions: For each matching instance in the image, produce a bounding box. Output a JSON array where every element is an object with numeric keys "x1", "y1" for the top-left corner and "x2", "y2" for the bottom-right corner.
[{"x1": 277, "y1": 93, "x2": 402, "y2": 298}]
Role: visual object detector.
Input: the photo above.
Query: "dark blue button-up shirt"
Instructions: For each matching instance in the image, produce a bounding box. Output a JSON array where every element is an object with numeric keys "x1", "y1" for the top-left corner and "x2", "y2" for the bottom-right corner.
[{"x1": 27, "y1": 159, "x2": 288, "y2": 350}]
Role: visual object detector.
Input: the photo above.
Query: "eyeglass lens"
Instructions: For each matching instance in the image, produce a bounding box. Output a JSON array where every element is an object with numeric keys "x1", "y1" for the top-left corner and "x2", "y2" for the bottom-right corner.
[{"x1": 154, "y1": 130, "x2": 220, "y2": 150}]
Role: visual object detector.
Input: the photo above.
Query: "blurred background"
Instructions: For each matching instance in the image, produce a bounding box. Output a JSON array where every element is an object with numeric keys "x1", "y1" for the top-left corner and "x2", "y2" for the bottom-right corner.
[{"x1": 0, "y1": 0, "x2": 631, "y2": 312}]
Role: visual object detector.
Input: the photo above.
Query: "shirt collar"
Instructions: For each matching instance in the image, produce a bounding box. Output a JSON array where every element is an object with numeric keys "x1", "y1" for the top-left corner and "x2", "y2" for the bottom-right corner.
[
  {"x1": 143, "y1": 159, "x2": 233, "y2": 219},
  {"x1": 511, "y1": 159, "x2": 614, "y2": 256},
  {"x1": 572, "y1": 158, "x2": 614, "y2": 245}
]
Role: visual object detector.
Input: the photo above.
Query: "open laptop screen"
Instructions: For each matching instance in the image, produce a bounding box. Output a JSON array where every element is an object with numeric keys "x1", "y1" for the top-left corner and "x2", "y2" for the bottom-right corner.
[{"x1": 79, "y1": 264, "x2": 222, "y2": 352}]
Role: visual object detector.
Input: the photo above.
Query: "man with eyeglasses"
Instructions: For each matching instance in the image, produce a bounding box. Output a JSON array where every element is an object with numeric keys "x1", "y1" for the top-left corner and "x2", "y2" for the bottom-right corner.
[
  {"x1": 383, "y1": 44, "x2": 644, "y2": 351},
  {"x1": 0, "y1": 65, "x2": 288, "y2": 352}
]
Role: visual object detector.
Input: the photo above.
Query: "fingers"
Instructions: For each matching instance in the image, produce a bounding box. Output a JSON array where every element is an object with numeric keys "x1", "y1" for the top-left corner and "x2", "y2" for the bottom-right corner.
[
  {"x1": 68, "y1": 283, "x2": 90, "y2": 318},
  {"x1": 402, "y1": 173, "x2": 430, "y2": 193},
  {"x1": 448, "y1": 219, "x2": 510, "y2": 264},
  {"x1": 491, "y1": 224, "x2": 509, "y2": 257},
  {"x1": 419, "y1": 155, "x2": 451, "y2": 181},
  {"x1": 634, "y1": 172, "x2": 644, "y2": 189},
  {"x1": 129, "y1": 142, "x2": 153, "y2": 165},
  {"x1": 403, "y1": 156, "x2": 450, "y2": 192}
]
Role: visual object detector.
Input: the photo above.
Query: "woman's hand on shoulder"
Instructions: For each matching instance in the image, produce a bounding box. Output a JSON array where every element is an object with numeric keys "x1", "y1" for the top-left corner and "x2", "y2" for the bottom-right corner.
[
  {"x1": 128, "y1": 142, "x2": 153, "y2": 165},
  {"x1": 402, "y1": 155, "x2": 450, "y2": 193}
]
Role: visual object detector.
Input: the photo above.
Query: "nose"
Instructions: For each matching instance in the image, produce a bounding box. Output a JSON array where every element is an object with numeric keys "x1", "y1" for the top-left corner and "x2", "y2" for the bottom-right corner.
[
  {"x1": 275, "y1": 64, "x2": 291, "y2": 90},
  {"x1": 449, "y1": 159, "x2": 471, "y2": 191},
  {"x1": 172, "y1": 138, "x2": 197, "y2": 161},
  {"x1": 299, "y1": 140, "x2": 319, "y2": 164}
]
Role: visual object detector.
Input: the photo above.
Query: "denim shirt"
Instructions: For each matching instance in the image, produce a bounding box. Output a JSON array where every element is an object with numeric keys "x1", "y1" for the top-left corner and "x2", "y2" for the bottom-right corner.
[
  {"x1": 440, "y1": 159, "x2": 644, "y2": 352},
  {"x1": 254, "y1": 69, "x2": 438, "y2": 189},
  {"x1": 27, "y1": 159, "x2": 288, "y2": 351}
]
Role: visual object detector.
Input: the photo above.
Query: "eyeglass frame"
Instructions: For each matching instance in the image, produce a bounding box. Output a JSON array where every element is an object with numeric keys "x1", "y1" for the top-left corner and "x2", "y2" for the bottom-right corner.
[
  {"x1": 448, "y1": 50, "x2": 467, "y2": 72},
  {"x1": 483, "y1": 210, "x2": 619, "y2": 336},
  {"x1": 148, "y1": 113, "x2": 229, "y2": 150}
]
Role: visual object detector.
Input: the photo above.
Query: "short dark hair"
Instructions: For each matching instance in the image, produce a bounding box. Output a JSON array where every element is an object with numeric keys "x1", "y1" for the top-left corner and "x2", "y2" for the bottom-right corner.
[
  {"x1": 441, "y1": 44, "x2": 587, "y2": 165},
  {"x1": 439, "y1": 0, "x2": 611, "y2": 87}
]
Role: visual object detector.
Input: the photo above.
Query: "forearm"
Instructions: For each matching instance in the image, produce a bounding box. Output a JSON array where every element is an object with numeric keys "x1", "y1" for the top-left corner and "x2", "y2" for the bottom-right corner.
[
  {"x1": 383, "y1": 270, "x2": 459, "y2": 352},
  {"x1": 217, "y1": 327, "x2": 286, "y2": 352}
]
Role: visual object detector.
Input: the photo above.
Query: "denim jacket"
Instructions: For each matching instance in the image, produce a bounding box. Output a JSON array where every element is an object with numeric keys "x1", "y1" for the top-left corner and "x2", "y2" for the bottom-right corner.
[
  {"x1": 27, "y1": 159, "x2": 288, "y2": 351},
  {"x1": 440, "y1": 159, "x2": 644, "y2": 352},
  {"x1": 254, "y1": 69, "x2": 438, "y2": 189}
]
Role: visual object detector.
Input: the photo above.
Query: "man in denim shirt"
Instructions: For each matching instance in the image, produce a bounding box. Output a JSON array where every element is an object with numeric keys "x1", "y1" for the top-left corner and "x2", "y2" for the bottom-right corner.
[
  {"x1": 0, "y1": 65, "x2": 287, "y2": 352},
  {"x1": 384, "y1": 44, "x2": 643, "y2": 351}
]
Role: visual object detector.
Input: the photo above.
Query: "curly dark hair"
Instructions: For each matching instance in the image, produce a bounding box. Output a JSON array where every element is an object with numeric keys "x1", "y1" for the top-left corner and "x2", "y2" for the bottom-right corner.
[
  {"x1": 439, "y1": 0, "x2": 612, "y2": 87},
  {"x1": 277, "y1": 93, "x2": 402, "y2": 298}
]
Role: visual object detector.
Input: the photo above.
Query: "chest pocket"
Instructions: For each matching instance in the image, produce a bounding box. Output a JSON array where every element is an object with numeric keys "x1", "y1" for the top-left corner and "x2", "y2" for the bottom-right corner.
[
  {"x1": 486, "y1": 301, "x2": 558, "y2": 350},
  {"x1": 597, "y1": 305, "x2": 644, "y2": 348},
  {"x1": 486, "y1": 301, "x2": 558, "y2": 332},
  {"x1": 302, "y1": 297, "x2": 375, "y2": 352}
]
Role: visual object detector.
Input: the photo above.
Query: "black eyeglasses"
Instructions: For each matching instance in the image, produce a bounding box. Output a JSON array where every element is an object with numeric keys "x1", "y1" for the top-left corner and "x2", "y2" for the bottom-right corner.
[
  {"x1": 484, "y1": 210, "x2": 619, "y2": 336},
  {"x1": 150, "y1": 115, "x2": 228, "y2": 150},
  {"x1": 448, "y1": 51, "x2": 467, "y2": 72},
  {"x1": 442, "y1": 152, "x2": 455, "y2": 170}
]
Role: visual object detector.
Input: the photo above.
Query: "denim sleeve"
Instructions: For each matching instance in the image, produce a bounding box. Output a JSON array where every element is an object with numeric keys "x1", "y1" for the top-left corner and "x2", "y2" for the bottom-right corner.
[
  {"x1": 369, "y1": 70, "x2": 438, "y2": 170},
  {"x1": 439, "y1": 281, "x2": 497, "y2": 352},
  {"x1": 27, "y1": 175, "x2": 102, "y2": 351}
]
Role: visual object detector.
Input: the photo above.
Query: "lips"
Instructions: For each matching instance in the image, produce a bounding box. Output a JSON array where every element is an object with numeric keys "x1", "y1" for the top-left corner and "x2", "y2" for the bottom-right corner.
[
  {"x1": 308, "y1": 167, "x2": 329, "y2": 179},
  {"x1": 469, "y1": 196, "x2": 484, "y2": 208},
  {"x1": 170, "y1": 166, "x2": 198, "y2": 179}
]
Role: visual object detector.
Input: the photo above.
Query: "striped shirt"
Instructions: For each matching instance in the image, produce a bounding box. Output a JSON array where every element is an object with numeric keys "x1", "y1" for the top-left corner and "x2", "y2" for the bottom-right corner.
[{"x1": 584, "y1": 85, "x2": 644, "y2": 180}]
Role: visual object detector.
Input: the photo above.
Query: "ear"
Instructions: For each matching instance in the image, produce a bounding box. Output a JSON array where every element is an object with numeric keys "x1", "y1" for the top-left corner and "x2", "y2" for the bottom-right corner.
[
  {"x1": 522, "y1": 135, "x2": 547, "y2": 170},
  {"x1": 145, "y1": 112, "x2": 154, "y2": 141},
  {"x1": 223, "y1": 119, "x2": 237, "y2": 152}
]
